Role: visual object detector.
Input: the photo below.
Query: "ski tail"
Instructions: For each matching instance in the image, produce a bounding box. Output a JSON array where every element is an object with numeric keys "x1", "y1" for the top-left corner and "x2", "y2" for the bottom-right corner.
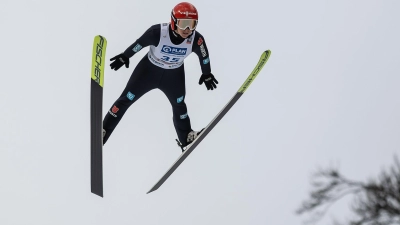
[
  {"x1": 90, "y1": 35, "x2": 107, "y2": 197},
  {"x1": 146, "y1": 50, "x2": 271, "y2": 194}
]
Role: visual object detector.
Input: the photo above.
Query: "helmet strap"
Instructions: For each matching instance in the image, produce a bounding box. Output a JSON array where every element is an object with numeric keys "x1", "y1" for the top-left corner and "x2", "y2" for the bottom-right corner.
[{"x1": 171, "y1": 29, "x2": 179, "y2": 37}]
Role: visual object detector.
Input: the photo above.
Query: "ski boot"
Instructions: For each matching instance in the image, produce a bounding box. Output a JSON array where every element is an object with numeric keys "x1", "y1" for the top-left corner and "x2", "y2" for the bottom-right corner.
[{"x1": 176, "y1": 128, "x2": 205, "y2": 152}]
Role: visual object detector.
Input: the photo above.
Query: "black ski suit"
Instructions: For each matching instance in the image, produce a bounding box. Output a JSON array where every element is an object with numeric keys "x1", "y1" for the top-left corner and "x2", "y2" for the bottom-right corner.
[{"x1": 103, "y1": 23, "x2": 213, "y2": 146}]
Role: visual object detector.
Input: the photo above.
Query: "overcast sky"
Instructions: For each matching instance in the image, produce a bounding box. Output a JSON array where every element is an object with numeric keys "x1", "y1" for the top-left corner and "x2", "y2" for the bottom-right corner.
[{"x1": 1, "y1": 0, "x2": 399, "y2": 224}]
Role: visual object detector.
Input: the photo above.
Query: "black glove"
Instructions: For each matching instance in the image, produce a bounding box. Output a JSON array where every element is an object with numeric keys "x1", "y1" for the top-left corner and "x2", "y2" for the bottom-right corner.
[
  {"x1": 199, "y1": 73, "x2": 218, "y2": 90},
  {"x1": 110, "y1": 53, "x2": 129, "y2": 71}
]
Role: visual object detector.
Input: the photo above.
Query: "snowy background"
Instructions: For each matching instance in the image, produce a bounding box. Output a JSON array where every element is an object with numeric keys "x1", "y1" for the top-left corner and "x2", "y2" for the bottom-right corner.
[{"x1": 1, "y1": 0, "x2": 399, "y2": 224}]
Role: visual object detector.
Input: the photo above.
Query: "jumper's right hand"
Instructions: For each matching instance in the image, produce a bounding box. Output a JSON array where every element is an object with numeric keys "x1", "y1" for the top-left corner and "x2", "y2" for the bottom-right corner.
[{"x1": 110, "y1": 53, "x2": 129, "y2": 71}]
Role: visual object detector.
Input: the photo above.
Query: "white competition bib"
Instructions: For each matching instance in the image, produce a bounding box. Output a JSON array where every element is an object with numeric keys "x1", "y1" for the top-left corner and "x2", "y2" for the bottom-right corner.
[{"x1": 148, "y1": 23, "x2": 195, "y2": 69}]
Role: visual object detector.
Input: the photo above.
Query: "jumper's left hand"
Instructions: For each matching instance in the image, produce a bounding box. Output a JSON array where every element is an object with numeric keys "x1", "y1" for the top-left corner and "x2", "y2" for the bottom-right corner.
[{"x1": 199, "y1": 73, "x2": 218, "y2": 90}]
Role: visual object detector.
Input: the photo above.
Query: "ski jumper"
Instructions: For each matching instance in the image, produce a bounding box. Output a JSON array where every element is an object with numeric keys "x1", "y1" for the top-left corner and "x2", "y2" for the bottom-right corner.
[{"x1": 103, "y1": 23, "x2": 212, "y2": 146}]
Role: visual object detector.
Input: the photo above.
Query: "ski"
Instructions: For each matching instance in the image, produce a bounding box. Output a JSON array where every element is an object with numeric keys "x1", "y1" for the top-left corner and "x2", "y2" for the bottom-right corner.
[
  {"x1": 90, "y1": 35, "x2": 107, "y2": 197},
  {"x1": 147, "y1": 50, "x2": 272, "y2": 194}
]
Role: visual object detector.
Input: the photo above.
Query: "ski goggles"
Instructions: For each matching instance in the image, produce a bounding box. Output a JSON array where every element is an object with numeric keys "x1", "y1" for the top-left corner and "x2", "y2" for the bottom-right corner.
[{"x1": 176, "y1": 19, "x2": 198, "y2": 31}]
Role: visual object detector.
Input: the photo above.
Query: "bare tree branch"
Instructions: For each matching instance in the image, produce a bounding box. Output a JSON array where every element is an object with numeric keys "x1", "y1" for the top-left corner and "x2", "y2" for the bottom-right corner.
[{"x1": 297, "y1": 154, "x2": 400, "y2": 225}]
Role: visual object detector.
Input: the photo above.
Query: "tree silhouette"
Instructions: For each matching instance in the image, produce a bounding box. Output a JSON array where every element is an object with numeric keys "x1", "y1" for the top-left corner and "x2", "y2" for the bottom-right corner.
[{"x1": 297, "y1": 155, "x2": 400, "y2": 225}]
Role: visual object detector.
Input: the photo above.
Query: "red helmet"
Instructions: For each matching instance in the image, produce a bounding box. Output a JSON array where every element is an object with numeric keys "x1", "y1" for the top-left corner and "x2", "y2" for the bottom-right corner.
[{"x1": 171, "y1": 2, "x2": 198, "y2": 31}]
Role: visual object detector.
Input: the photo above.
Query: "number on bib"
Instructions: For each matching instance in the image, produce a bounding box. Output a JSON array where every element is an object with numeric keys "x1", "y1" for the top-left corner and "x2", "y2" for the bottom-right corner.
[{"x1": 161, "y1": 56, "x2": 180, "y2": 63}]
